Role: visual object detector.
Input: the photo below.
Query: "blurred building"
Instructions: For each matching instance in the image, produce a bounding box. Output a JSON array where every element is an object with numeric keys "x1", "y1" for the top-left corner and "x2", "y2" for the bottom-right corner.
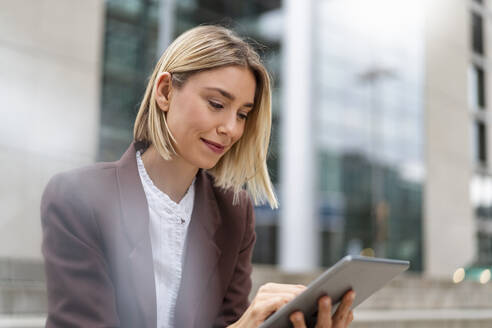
[{"x1": 2, "y1": 0, "x2": 492, "y2": 325}]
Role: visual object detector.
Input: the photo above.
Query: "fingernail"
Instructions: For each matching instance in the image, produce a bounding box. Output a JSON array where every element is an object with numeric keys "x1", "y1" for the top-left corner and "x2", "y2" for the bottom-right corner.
[{"x1": 350, "y1": 292, "x2": 356, "y2": 300}]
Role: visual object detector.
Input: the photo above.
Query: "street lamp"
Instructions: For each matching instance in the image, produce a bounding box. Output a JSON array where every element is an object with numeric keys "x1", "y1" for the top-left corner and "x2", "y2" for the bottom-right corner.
[{"x1": 359, "y1": 66, "x2": 396, "y2": 258}]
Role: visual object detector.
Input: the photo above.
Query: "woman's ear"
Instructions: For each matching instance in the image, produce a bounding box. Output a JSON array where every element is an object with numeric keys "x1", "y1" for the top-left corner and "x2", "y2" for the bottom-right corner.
[{"x1": 155, "y1": 72, "x2": 173, "y2": 112}]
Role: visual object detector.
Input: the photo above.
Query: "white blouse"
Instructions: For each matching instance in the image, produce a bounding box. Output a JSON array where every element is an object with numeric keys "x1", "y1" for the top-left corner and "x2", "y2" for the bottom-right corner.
[{"x1": 136, "y1": 151, "x2": 195, "y2": 328}]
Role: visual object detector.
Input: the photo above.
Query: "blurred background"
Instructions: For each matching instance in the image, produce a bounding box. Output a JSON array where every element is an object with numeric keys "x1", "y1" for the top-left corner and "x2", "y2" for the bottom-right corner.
[{"x1": 1, "y1": 0, "x2": 492, "y2": 327}]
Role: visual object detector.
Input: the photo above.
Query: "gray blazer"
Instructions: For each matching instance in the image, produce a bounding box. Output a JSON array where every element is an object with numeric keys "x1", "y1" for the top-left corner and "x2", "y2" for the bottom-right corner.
[{"x1": 41, "y1": 141, "x2": 256, "y2": 327}]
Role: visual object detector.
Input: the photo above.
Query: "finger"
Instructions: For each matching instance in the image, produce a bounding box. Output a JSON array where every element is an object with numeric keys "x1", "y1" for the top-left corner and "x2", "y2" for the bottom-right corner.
[
  {"x1": 255, "y1": 291, "x2": 301, "y2": 304},
  {"x1": 252, "y1": 294, "x2": 298, "y2": 321},
  {"x1": 345, "y1": 311, "x2": 354, "y2": 325},
  {"x1": 258, "y1": 282, "x2": 307, "y2": 294},
  {"x1": 248, "y1": 286, "x2": 307, "y2": 323},
  {"x1": 315, "y1": 296, "x2": 332, "y2": 328},
  {"x1": 333, "y1": 291, "x2": 355, "y2": 323},
  {"x1": 290, "y1": 311, "x2": 307, "y2": 328}
]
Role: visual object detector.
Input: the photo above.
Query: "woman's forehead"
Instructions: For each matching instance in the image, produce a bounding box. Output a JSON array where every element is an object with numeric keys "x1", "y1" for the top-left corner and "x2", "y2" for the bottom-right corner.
[{"x1": 186, "y1": 66, "x2": 256, "y2": 103}]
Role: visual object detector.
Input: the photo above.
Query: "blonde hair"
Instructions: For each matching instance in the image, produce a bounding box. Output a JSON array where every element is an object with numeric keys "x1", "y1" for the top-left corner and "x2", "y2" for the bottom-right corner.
[{"x1": 133, "y1": 25, "x2": 278, "y2": 208}]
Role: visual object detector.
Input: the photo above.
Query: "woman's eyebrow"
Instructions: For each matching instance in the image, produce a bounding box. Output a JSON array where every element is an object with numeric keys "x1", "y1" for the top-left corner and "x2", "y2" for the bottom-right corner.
[{"x1": 205, "y1": 87, "x2": 254, "y2": 108}]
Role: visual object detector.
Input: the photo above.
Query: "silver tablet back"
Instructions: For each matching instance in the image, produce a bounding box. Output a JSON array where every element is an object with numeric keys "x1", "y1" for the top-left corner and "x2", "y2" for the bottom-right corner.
[{"x1": 260, "y1": 255, "x2": 409, "y2": 328}]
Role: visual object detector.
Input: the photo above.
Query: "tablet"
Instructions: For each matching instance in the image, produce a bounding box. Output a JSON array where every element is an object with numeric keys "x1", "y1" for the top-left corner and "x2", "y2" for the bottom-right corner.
[{"x1": 259, "y1": 255, "x2": 410, "y2": 328}]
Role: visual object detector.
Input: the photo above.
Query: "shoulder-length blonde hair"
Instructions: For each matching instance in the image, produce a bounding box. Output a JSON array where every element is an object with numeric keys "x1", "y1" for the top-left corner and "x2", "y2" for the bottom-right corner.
[{"x1": 133, "y1": 25, "x2": 278, "y2": 208}]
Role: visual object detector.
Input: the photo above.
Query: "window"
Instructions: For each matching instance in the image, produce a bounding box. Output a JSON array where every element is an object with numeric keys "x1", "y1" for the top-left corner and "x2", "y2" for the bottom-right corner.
[
  {"x1": 469, "y1": 64, "x2": 486, "y2": 109},
  {"x1": 472, "y1": 12, "x2": 485, "y2": 55},
  {"x1": 471, "y1": 175, "x2": 492, "y2": 219},
  {"x1": 478, "y1": 233, "x2": 492, "y2": 265},
  {"x1": 474, "y1": 120, "x2": 488, "y2": 165}
]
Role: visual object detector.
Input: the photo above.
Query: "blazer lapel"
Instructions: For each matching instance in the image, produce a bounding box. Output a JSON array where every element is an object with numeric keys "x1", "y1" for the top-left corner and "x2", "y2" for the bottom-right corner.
[
  {"x1": 116, "y1": 142, "x2": 157, "y2": 328},
  {"x1": 174, "y1": 170, "x2": 222, "y2": 327}
]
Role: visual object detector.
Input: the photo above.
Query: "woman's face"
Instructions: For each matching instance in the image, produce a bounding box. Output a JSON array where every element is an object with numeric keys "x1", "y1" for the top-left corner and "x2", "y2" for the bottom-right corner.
[{"x1": 160, "y1": 65, "x2": 256, "y2": 170}]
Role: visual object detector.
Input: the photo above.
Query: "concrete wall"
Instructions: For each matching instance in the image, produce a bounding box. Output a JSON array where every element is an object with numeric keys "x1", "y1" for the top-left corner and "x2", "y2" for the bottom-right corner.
[
  {"x1": 424, "y1": 0, "x2": 476, "y2": 278},
  {"x1": 0, "y1": 0, "x2": 105, "y2": 259}
]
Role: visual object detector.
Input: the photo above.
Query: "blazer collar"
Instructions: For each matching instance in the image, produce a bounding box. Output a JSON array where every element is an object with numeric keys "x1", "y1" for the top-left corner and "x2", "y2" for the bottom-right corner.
[
  {"x1": 116, "y1": 141, "x2": 223, "y2": 328},
  {"x1": 116, "y1": 141, "x2": 150, "y2": 248}
]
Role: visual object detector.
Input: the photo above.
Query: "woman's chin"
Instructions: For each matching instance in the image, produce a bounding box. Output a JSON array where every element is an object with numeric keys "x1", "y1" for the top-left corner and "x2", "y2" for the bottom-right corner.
[
  {"x1": 200, "y1": 162, "x2": 219, "y2": 170},
  {"x1": 198, "y1": 158, "x2": 221, "y2": 170}
]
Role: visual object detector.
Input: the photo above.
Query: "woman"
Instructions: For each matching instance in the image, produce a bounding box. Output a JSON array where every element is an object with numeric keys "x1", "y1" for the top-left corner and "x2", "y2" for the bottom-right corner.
[{"x1": 41, "y1": 25, "x2": 354, "y2": 328}]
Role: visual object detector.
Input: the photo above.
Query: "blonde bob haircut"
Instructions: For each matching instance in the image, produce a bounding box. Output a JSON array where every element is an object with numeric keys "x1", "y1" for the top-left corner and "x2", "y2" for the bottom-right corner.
[{"x1": 133, "y1": 25, "x2": 278, "y2": 208}]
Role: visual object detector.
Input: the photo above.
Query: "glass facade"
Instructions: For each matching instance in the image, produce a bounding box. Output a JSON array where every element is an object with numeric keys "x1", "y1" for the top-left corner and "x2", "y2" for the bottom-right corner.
[
  {"x1": 99, "y1": 0, "x2": 159, "y2": 161},
  {"x1": 314, "y1": 0, "x2": 424, "y2": 270},
  {"x1": 99, "y1": 0, "x2": 424, "y2": 270}
]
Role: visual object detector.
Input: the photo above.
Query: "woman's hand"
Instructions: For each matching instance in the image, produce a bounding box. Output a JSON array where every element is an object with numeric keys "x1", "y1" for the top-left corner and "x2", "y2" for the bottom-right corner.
[
  {"x1": 228, "y1": 282, "x2": 307, "y2": 328},
  {"x1": 289, "y1": 291, "x2": 355, "y2": 328},
  {"x1": 228, "y1": 283, "x2": 355, "y2": 328}
]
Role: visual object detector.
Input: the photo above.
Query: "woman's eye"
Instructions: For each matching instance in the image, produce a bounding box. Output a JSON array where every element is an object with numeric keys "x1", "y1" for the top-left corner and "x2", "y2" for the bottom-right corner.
[
  {"x1": 208, "y1": 100, "x2": 223, "y2": 109},
  {"x1": 238, "y1": 113, "x2": 248, "y2": 120}
]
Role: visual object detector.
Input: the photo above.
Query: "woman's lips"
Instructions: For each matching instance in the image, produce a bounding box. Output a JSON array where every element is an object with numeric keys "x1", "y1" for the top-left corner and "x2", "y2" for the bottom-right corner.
[{"x1": 201, "y1": 138, "x2": 225, "y2": 154}]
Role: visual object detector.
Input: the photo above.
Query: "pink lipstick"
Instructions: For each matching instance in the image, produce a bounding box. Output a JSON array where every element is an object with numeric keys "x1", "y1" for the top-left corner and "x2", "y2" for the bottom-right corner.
[{"x1": 201, "y1": 138, "x2": 225, "y2": 154}]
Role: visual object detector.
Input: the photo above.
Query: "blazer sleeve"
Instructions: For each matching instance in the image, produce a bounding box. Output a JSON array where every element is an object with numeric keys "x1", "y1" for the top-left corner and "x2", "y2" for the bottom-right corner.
[
  {"x1": 41, "y1": 173, "x2": 120, "y2": 328},
  {"x1": 214, "y1": 196, "x2": 256, "y2": 327}
]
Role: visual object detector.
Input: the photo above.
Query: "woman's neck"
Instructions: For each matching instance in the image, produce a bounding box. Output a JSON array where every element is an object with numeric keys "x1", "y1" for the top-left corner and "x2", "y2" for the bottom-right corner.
[{"x1": 140, "y1": 144, "x2": 198, "y2": 203}]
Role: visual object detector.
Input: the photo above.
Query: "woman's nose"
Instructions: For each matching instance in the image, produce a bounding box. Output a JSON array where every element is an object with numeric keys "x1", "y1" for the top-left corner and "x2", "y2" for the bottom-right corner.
[{"x1": 218, "y1": 113, "x2": 241, "y2": 136}]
